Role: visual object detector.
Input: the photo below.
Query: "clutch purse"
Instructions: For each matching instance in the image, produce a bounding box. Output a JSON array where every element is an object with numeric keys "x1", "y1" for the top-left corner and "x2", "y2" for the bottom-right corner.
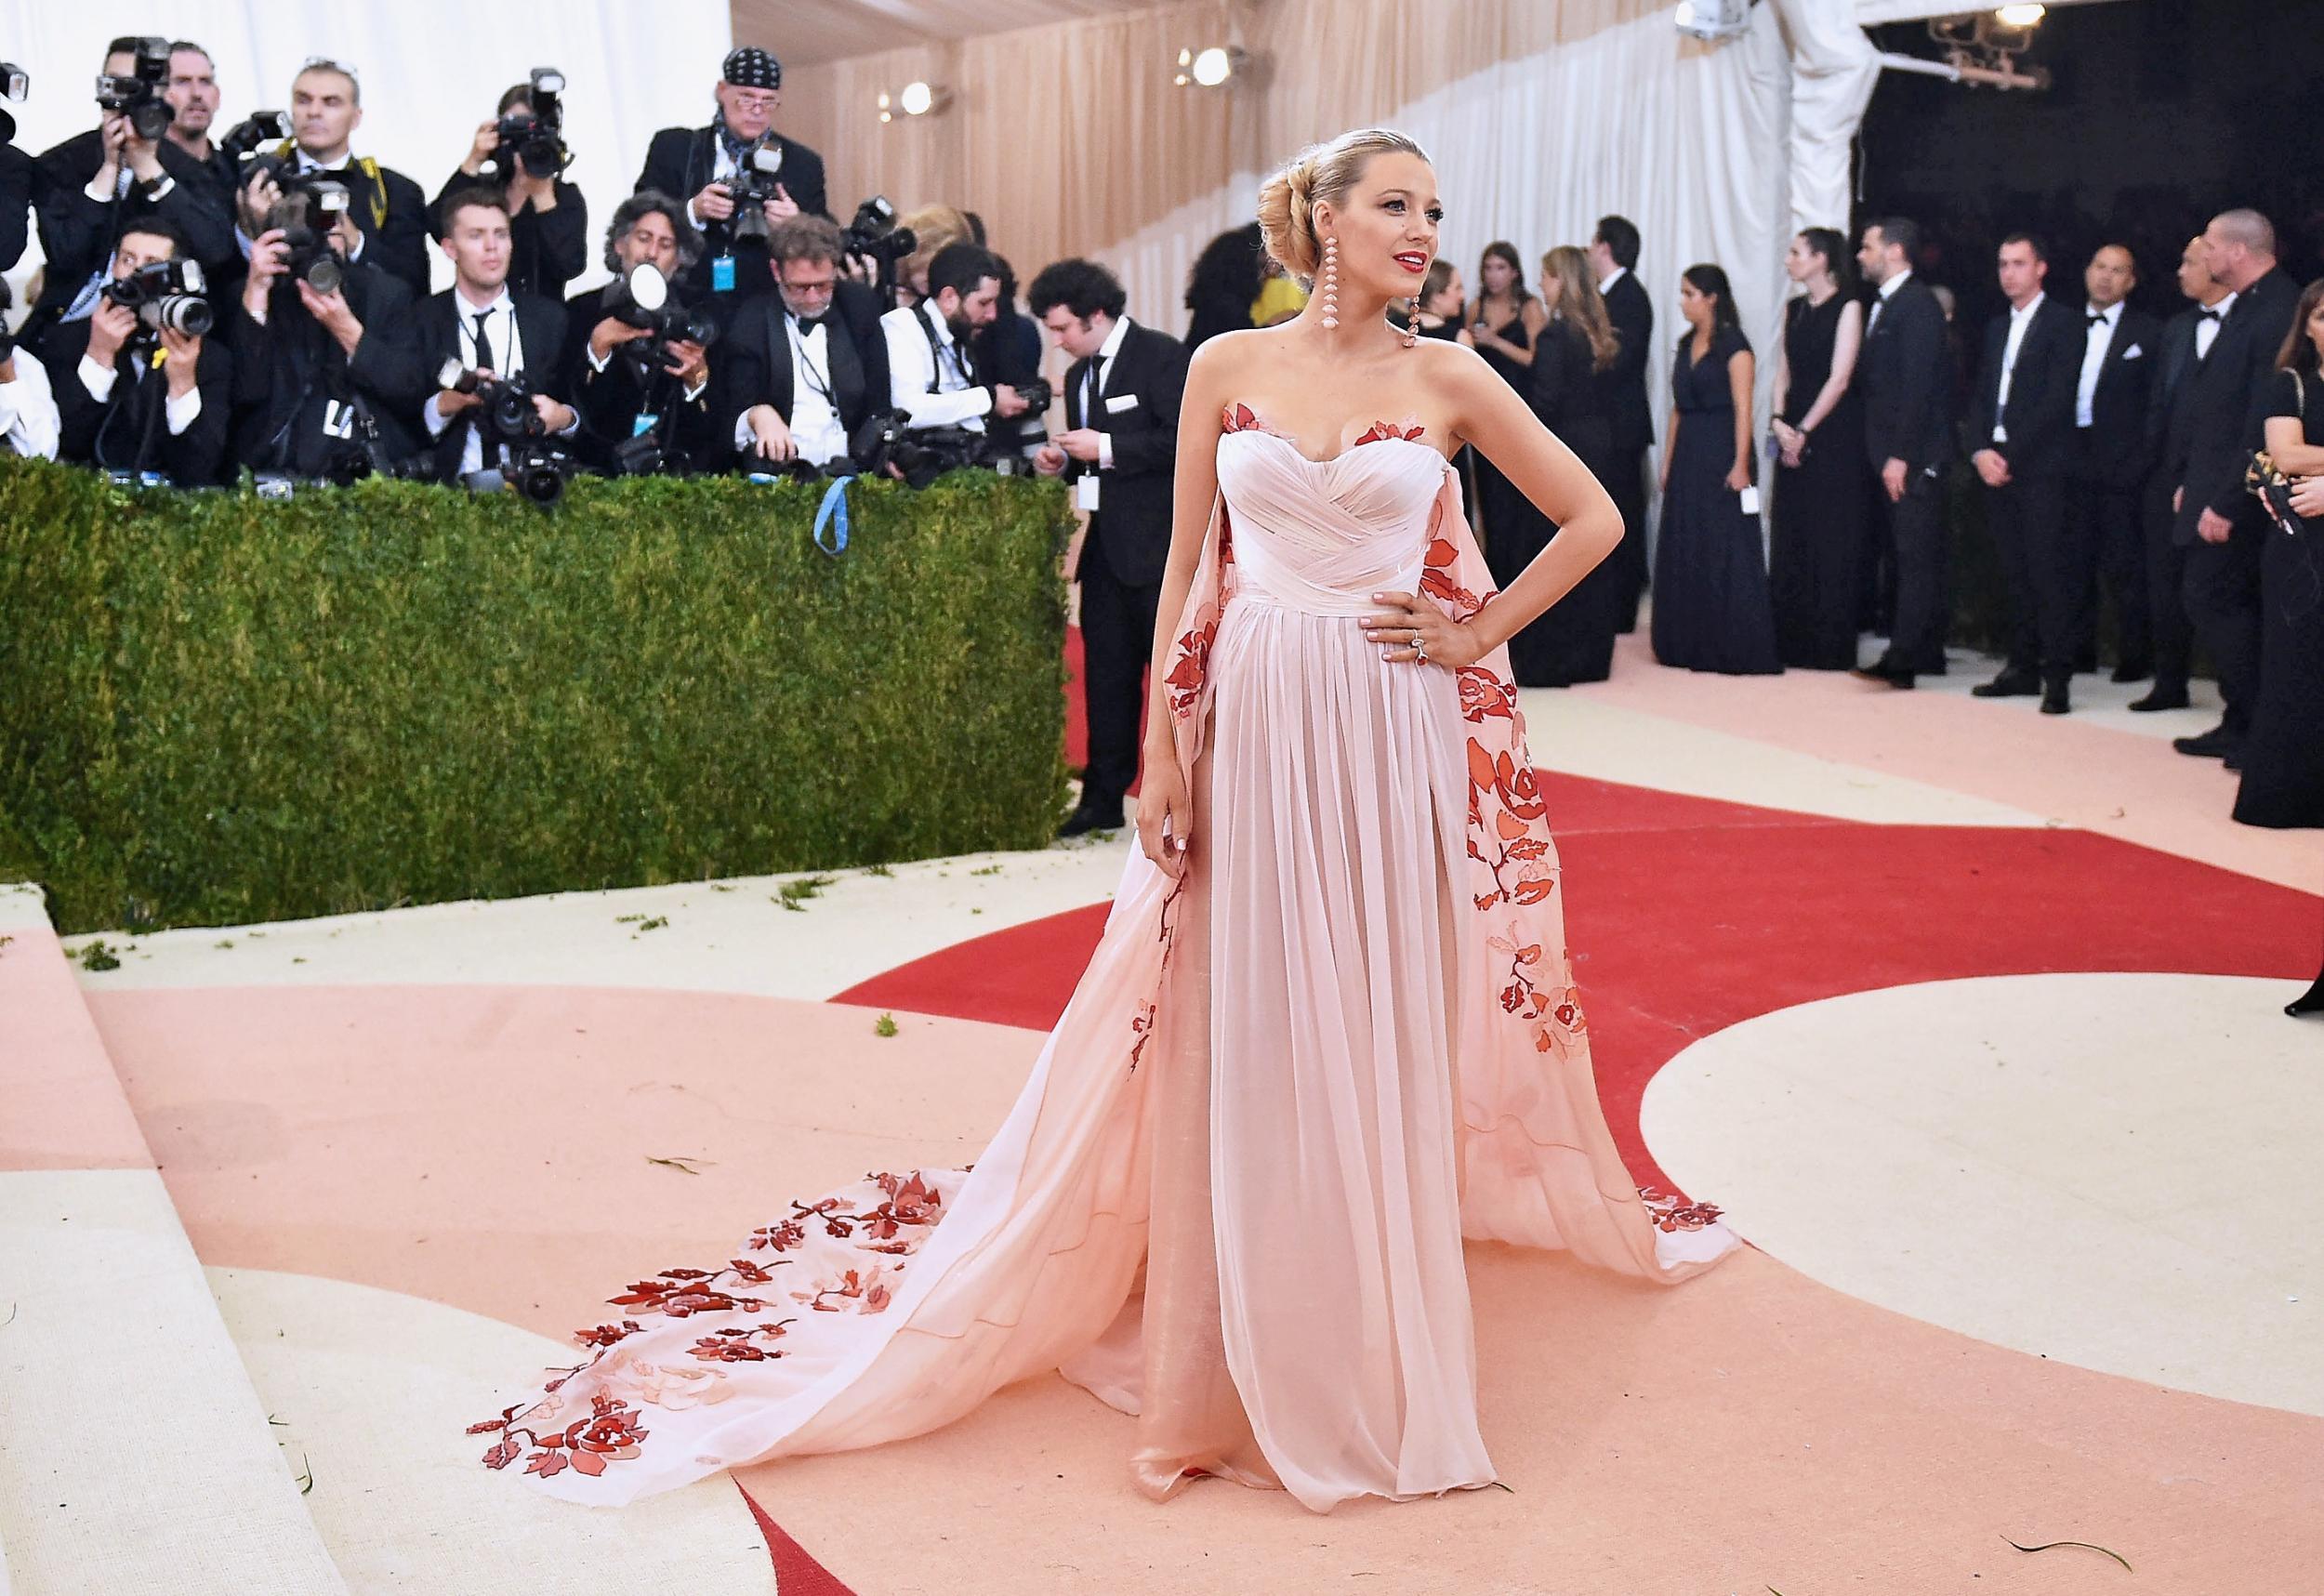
[{"x1": 2245, "y1": 451, "x2": 2305, "y2": 539}]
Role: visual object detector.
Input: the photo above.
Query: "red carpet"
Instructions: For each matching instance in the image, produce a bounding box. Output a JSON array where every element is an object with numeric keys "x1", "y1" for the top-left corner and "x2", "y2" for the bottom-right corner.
[
  {"x1": 833, "y1": 774, "x2": 2320, "y2": 1193},
  {"x1": 739, "y1": 1484, "x2": 856, "y2": 1594}
]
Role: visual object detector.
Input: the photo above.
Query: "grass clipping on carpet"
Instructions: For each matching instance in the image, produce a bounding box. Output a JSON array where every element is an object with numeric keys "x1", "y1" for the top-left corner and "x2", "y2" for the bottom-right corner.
[{"x1": 0, "y1": 457, "x2": 1074, "y2": 934}]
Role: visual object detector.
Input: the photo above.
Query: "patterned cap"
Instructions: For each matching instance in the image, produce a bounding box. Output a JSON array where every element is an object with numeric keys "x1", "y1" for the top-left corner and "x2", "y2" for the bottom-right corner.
[{"x1": 721, "y1": 46, "x2": 782, "y2": 91}]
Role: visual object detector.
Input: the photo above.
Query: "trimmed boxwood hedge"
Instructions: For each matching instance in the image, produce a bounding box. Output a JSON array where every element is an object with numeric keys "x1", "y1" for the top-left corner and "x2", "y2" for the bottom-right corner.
[{"x1": 0, "y1": 458, "x2": 1076, "y2": 934}]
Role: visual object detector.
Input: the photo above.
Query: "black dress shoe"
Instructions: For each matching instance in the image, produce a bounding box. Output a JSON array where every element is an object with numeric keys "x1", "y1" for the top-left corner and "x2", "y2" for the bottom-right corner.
[
  {"x1": 2110, "y1": 661, "x2": 2153, "y2": 684},
  {"x1": 1852, "y1": 664, "x2": 1913, "y2": 688},
  {"x1": 2129, "y1": 685, "x2": 2191, "y2": 712},
  {"x1": 1972, "y1": 668, "x2": 2041, "y2": 698},
  {"x1": 2172, "y1": 726, "x2": 2241, "y2": 759},
  {"x1": 2040, "y1": 681, "x2": 2071, "y2": 715},
  {"x1": 2290, "y1": 970, "x2": 2324, "y2": 1018},
  {"x1": 1057, "y1": 800, "x2": 1125, "y2": 838}
]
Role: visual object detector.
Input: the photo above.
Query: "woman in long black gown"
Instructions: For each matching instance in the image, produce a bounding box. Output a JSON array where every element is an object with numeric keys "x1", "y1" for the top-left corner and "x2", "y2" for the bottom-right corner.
[
  {"x1": 1465, "y1": 242, "x2": 1549, "y2": 555},
  {"x1": 1768, "y1": 228, "x2": 1868, "y2": 669},
  {"x1": 2239, "y1": 283, "x2": 2324, "y2": 1016},
  {"x1": 1504, "y1": 244, "x2": 1624, "y2": 685},
  {"x1": 1651, "y1": 264, "x2": 1780, "y2": 675}
]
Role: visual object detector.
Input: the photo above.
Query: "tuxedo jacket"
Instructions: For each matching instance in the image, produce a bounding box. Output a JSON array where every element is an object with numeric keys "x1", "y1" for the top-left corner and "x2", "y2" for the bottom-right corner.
[
  {"x1": 0, "y1": 139, "x2": 35, "y2": 272},
  {"x1": 1861, "y1": 277, "x2": 1953, "y2": 475},
  {"x1": 560, "y1": 284, "x2": 722, "y2": 472},
  {"x1": 1062, "y1": 319, "x2": 1190, "y2": 587},
  {"x1": 412, "y1": 286, "x2": 571, "y2": 481},
  {"x1": 1968, "y1": 296, "x2": 2082, "y2": 480},
  {"x1": 2174, "y1": 266, "x2": 2299, "y2": 543},
  {"x1": 2150, "y1": 305, "x2": 2209, "y2": 466},
  {"x1": 1601, "y1": 270, "x2": 1655, "y2": 455},
  {"x1": 707, "y1": 277, "x2": 890, "y2": 465},
  {"x1": 2073, "y1": 305, "x2": 2159, "y2": 482},
  {"x1": 633, "y1": 126, "x2": 831, "y2": 302},
  {"x1": 431, "y1": 171, "x2": 588, "y2": 302},
  {"x1": 47, "y1": 313, "x2": 234, "y2": 484},
  {"x1": 225, "y1": 258, "x2": 427, "y2": 478},
  {"x1": 25, "y1": 127, "x2": 240, "y2": 341}
]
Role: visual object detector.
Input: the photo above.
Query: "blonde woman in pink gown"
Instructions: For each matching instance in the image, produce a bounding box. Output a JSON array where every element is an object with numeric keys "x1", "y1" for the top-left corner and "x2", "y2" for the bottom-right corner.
[{"x1": 475, "y1": 128, "x2": 1736, "y2": 1513}]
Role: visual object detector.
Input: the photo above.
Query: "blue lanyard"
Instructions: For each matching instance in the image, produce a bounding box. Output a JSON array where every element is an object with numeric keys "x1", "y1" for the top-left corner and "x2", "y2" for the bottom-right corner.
[{"x1": 812, "y1": 476, "x2": 854, "y2": 558}]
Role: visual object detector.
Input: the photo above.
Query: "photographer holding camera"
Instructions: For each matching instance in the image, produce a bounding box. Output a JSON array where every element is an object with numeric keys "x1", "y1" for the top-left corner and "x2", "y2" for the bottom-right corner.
[
  {"x1": 635, "y1": 47, "x2": 829, "y2": 305},
  {"x1": 227, "y1": 176, "x2": 426, "y2": 481},
  {"x1": 234, "y1": 59, "x2": 429, "y2": 299},
  {"x1": 0, "y1": 282, "x2": 60, "y2": 460},
  {"x1": 418, "y1": 187, "x2": 578, "y2": 485},
  {"x1": 878, "y1": 242, "x2": 1032, "y2": 434},
  {"x1": 567, "y1": 192, "x2": 719, "y2": 474},
  {"x1": 21, "y1": 36, "x2": 236, "y2": 351},
  {"x1": 49, "y1": 218, "x2": 231, "y2": 484},
  {"x1": 720, "y1": 214, "x2": 890, "y2": 470},
  {"x1": 436, "y1": 73, "x2": 586, "y2": 303}
]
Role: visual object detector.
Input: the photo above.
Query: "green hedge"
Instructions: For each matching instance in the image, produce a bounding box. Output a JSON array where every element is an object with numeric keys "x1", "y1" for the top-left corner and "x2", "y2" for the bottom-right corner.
[{"x1": 0, "y1": 458, "x2": 1076, "y2": 935}]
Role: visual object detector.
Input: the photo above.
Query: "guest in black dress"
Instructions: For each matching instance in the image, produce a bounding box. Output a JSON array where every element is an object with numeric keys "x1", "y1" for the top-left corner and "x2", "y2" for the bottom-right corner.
[
  {"x1": 1769, "y1": 228, "x2": 1869, "y2": 669},
  {"x1": 1413, "y1": 258, "x2": 1473, "y2": 344},
  {"x1": 1504, "y1": 244, "x2": 1625, "y2": 685},
  {"x1": 1652, "y1": 265, "x2": 1781, "y2": 675},
  {"x1": 2241, "y1": 284, "x2": 2324, "y2": 1015},
  {"x1": 1182, "y1": 223, "x2": 1265, "y2": 350},
  {"x1": 1466, "y1": 242, "x2": 1549, "y2": 555}
]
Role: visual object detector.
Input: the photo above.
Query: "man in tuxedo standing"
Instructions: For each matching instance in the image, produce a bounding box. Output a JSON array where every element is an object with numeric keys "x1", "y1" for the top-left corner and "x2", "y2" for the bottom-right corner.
[
  {"x1": 1966, "y1": 232, "x2": 2084, "y2": 713},
  {"x1": 1591, "y1": 215, "x2": 1654, "y2": 631},
  {"x1": 635, "y1": 47, "x2": 830, "y2": 307},
  {"x1": 720, "y1": 214, "x2": 891, "y2": 469},
  {"x1": 2133, "y1": 234, "x2": 2231, "y2": 713},
  {"x1": 414, "y1": 187, "x2": 578, "y2": 483},
  {"x1": 2064, "y1": 244, "x2": 2159, "y2": 687},
  {"x1": 1853, "y1": 218, "x2": 1954, "y2": 688},
  {"x1": 1028, "y1": 257, "x2": 1190, "y2": 839},
  {"x1": 2170, "y1": 208, "x2": 2298, "y2": 763},
  {"x1": 233, "y1": 59, "x2": 431, "y2": 299}
]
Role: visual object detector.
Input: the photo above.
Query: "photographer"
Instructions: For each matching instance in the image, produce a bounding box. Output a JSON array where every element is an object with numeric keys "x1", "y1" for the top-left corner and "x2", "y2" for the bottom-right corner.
[
  {"x1": 435, "y1": 75, "x2": 586, "y2": 303},
  {"x1": 227, "y1": 186, "x2": 425, "y2": 481},
  {"x1": 233, "y1": 59, "x2": 429, "y2": 299},
  {"x1": 878, "y1": 242, "x2": 1030, "y2": 434},
  {"x1": 50, "y1": 218, "x2": 231, "y2": 484},
  {"x1": 417, "y1": 186, "x2": 578, "y2": 482},
  {"x1": 1026, "y1": 257, "x2": 1188, "y2": 838},
  {"x1": 720, "y1": 214, "x2": 889, "y2": 469},
  {"x1": 157, "y1": 41, "x2": 232, "y2": 196},
  {"x1": 566, "y1": 192, "x2": 718, "y2": 473},
  {"x1": 22, "y1": 36, "x2": 237, "y2": 350},
  {"x1": 634, "y1": 47, "x2": 829, "y2": 304},
  {"x1": 0, "y1": 283, "x2": 60, "y2": 459}
]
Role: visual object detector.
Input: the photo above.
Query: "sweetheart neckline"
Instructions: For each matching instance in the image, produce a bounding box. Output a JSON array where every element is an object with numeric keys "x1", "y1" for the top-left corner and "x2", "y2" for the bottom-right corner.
[{"x1": 1221, "y1": 402, "x2": 1451, "y2": 469}]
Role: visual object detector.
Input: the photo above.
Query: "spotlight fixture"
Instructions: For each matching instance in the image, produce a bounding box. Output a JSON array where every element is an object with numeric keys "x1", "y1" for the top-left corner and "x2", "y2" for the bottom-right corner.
[
  {"x1": 1994, "y1": 4, "x2": 2045, "y2": 24},
  {"x1": 878, "y1": 82, "x2": 950, "y2": 123},
  {"x1": 1910, "y1": 9, "x2": 2050, "y2": 88},
  {"x1": 1673, "y1": 0, "x2": 1754, "y2": 42},
  {"x1": 1173, "y1": 46, "x2": 1246, "y2": 87}
]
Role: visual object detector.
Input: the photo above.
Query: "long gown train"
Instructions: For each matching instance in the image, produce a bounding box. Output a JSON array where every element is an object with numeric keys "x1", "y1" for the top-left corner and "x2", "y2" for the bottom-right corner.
[{"x1": 473, "y1": 406, "x2": 1736, "y2": 1512}]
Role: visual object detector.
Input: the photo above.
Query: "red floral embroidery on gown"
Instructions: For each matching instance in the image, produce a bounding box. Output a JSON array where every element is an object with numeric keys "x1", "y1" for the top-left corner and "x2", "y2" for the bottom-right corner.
[{"x1": 476, "y1": 403, "x2": 1736, "y2": 1511}]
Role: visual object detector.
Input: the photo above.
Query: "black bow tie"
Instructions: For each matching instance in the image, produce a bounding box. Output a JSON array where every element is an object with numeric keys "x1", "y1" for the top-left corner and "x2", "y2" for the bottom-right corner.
[
  {"x1": 791, "y1": 312, "x2": 826, "y2": 334},
  {"x1": 2087, "y1": 312, "x2": 2108, "y2": 327},
  {"x1": 2198, "y1": 309, "x2": 2223, "y2": 323}
]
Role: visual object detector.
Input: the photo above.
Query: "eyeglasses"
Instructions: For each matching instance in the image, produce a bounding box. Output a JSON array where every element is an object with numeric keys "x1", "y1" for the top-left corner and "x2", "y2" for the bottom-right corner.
[
  {"x1": 300, "y1": 55, "x2": 360, "y2": 82},
  {"x1": 726, "y1": 90, "x2": 777, "y2": 112},
  {"x1": 780, "y1": 279, "x2": 836, "y2": 299}
]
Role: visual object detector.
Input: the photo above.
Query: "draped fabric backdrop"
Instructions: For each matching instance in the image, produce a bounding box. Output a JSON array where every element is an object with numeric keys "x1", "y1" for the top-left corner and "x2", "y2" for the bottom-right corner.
[{"x1": 0, "y1": 1, "x2": 731, "y2": 308}]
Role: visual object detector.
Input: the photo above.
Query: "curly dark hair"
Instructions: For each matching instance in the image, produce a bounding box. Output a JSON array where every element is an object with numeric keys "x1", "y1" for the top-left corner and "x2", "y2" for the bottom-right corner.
[
  {"x1": 601, "y1": 191, "x2": 704, "y2": 274},
  {"x1": 1027, "y1": 257, "x2": 1128, "y2": 322}
]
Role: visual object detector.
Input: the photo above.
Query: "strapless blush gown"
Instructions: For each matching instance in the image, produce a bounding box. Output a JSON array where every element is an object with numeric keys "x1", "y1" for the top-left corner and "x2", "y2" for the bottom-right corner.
[{"x1": 475, "y1": 404, "x2": 1736, "y2": 1513}]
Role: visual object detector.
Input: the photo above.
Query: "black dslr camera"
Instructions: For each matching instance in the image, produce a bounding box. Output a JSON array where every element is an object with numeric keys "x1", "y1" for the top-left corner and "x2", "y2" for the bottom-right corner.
[
  {"x1": 95, "y1": 36, "x2": 172, "y2": 141},
  {"x1": 488, "y1": 67, "x2": 569, "y2": 180},
  {"x1": 438, "y1": 360, "x2": 577, "y2": 504},
  {"x1": 600, "y1": 263, "x2": 719, "y2": 366},
  {"x1": 218, "y1": 110, "x2": 292, "y2": 164},
  {"x1": 846, "y1": 409, "x2": 1028, "y2": 489},
  {"x1": 0, "y1": 60, "x2": 28, "y2": 145},
  {"x1": 270, "y1": 178, "x2": 352, "y2": 293},
  {"x1": 724, "y1": 137, "x2": 787, "y2": 245},
  {"x1": 841, "y1": 195, "x2": 915, "y2": 264},
  {"x1": 101, "y1": 258, "x2": 213, "y2": 336}
]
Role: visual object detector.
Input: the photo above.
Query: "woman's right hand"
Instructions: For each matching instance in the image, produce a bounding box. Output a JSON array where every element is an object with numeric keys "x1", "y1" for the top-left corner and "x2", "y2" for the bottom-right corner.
[{"x1": 1135, "y1": 750, "x2": 1193, "y2": 880}]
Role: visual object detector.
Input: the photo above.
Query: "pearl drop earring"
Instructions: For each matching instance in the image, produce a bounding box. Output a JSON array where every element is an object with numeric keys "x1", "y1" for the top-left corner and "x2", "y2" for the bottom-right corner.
[{"x1": 1319, "y1": 235, "x2": 1340, "y2": 330}]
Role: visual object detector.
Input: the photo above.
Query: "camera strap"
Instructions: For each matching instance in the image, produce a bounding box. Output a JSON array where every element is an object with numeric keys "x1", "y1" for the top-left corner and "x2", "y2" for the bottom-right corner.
[
  {"x1": 910, "y1": 301, "x2": 971, "y2": 394},
  {"x1": 812, "y1": 475, "x2": 854, "y2": 559}
]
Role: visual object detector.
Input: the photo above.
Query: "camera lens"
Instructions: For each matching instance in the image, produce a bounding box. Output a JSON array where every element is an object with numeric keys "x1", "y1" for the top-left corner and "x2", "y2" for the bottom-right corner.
[
  {"x1": 150, "y1": 294, "x2": 214, "y2": 337},
  {"x1": 303, "y1": 254, "x2": 345, "y2": 295}
]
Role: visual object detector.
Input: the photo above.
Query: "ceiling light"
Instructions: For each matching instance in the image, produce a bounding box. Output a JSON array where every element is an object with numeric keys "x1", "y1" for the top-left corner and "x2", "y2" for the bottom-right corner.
[
  {"x1": 1175, "y1": 45, "x2": 1247, "y2": 87},
  {"x1": 899, "y1": 80, "x2": 939, "y2": 115},
  {"x1": 1995, "y1": 4, "x2": 2045, "y2": 24}
]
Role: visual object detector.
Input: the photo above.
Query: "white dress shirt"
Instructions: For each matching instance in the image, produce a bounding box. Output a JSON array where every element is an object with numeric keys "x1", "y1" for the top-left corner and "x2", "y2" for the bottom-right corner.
[
  {"x1": 879, "y1": 302, "x2": 989, "y2": 431},
  {"x1": 77, "y1": 343, "x2": 204, "y2": 438},
  {"x1": 1991, "y1": 291, "x2": 2045, "y2": 444},
  {"x1": 2076, "y1": 301, "x2": 2121, "y2": 429},
  {"x1": 0, "y1": 347, "x2": 61, "y2": 460},
  {"x1": 733, "y1": 311, "x2": 851, "y2": 466},
  {"x1": 1867, "y1": 267, "x2": 1912, "y2": 336},
  {"x1": 1078, "y1": 313, "x2": 1134, "y2": 469},
  {"x1": 1596, "y1": 265, "x2": 1628, "y2": 297},
  {"x1": 2195, "y1": 292, "x2": 2236, "y2": 361},
  {"x1": 425, "y1": 285, "x2": 574, "y2": 475}
]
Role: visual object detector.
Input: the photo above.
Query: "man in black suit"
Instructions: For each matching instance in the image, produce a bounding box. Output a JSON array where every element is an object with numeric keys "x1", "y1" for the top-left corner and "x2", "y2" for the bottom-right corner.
[
  {"x1": 232, "y1": 59, "x2": 430, "y2": 300},
  {"x1": 414, "y1": 187, "x2": 577, "y2": 483},
  {"x1": 49, "y1": 218, "x2": 231, "y2": 484},
  {"x1": 1591, "y1": 215, "x2": 1654, "y2": 631},
  {"x1": 1029, "y1": 257, "x2": 1189, "y2": 838},
  {"x1": 22, "y1": 37, "x2": 239, "y2": 354},
  {"x1": 2169, "y1": 208, "x2": 2299, "y2": 763},
  {"x1": 2134, "y1": 234, "x2": 2231, "y2": 713},
  {"x1": 563, "y1": 192, "x2": 718, "y2": 474},
  {"x1": 635, "y1": 47, "x2": 830, "y2": 306},
  {"x1": 2064, "y1": 243, "x2": 2160, "y2": 687},
  {"x1": 226, "y1": 198, "x2": 425, "y2": 480},
  {"x1": 1853, "y1": 217, "x2": 1954, "y2": 687},
  {"x1": 1966, "y1": 232, "x2": 2085, "y2": 712},
  {"x1": 434, "y1": 80, "x2": 588, "y2": 303},
  {"x1": 719, "y1": 214, "x2": 891, "y2": 471}
]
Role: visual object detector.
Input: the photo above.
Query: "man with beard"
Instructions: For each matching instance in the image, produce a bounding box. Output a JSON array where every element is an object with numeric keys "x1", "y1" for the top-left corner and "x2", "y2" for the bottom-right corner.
[{"x1": 877, "y1": 242, "x2": 1030, "y2": 435}]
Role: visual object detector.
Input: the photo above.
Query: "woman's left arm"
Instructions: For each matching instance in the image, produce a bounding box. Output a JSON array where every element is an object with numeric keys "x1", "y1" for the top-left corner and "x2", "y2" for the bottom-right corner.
[{"x1": 1725, "y1": 343, "x2": 1756, "y2": 493}]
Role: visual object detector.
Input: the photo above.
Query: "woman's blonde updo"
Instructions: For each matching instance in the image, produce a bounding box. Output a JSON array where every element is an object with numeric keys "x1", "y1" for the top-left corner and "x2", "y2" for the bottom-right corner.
[{"x1": 1255, "y1": 128, "x2": 1431, "y2": 285}]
